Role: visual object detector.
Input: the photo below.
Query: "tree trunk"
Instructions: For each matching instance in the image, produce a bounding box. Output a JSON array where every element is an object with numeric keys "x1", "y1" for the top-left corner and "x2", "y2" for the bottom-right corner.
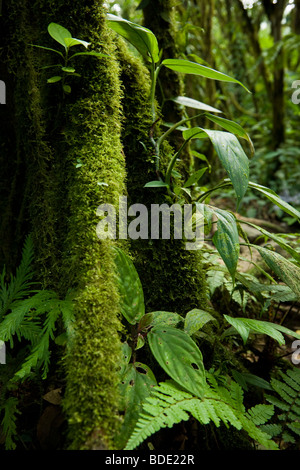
[{"x1": 1, "y1": 0, "x2": 126, "y2": 450}]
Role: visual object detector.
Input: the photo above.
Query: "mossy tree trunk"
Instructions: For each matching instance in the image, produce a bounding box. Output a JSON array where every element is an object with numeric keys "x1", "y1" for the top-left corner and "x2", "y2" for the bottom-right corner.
[
  {"x1": 116, "y1": 27, "x2": 208, "y2": 315},
  {"x1": 0, "y1": 0, "x2": 125, "y2": 449}
]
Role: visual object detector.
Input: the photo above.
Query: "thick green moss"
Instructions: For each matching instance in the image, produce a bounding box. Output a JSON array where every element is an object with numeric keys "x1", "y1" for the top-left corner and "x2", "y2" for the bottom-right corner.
[{"x1": 2, "y1": 0, "x2": 126, "y2": 449}]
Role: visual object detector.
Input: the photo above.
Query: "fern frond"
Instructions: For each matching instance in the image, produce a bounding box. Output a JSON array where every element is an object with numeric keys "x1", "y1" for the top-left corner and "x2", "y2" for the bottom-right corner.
[
  {"x1": 125, "y1": 379, "x2": 278, "y2": 450},
  {"x1": 0, "y1": 235, "x2": 36, "y2": 320},
  {"x1": 246, "y1": 404, "x2": 274, "y2": 426},
  {"x1": 265, "y1": 368, "x2": 300, "y2": 448},
  {"x1": 0, "y1": 397, "x2": 20, "y2": 450},
  {"x1": 0, "y1": 290, "x2": 56, "y2": 347},
  {"x1": 14, "y1": 304, "x2": 61, "y2": 380}
]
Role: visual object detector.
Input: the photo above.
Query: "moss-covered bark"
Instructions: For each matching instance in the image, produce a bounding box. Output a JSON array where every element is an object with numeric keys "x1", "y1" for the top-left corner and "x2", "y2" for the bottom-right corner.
[
  {"x1": 116, "y1": 39, "x2": 208, "y2": 315},
  {"x1": 1, "y1": 0, "x2": 126, "y2": 449}
]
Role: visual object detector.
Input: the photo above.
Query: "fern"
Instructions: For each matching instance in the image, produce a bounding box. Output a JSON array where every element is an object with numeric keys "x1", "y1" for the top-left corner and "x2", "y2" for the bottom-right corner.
[
  {"x1": 0, "y1": 235, "x2": 36, "y2": 321},
  {"x1": 0, "y1": 397, "x2": 20, "y2": 450},
  {"x1": 263, "y1": 368, "x2": 300, "y2": 447},
  {"x1": 0, "y1": 236, "x2": 74, "y2": 449},
  {"x1": 125, "y1": 377, "x2": 278, "y2": 450}
]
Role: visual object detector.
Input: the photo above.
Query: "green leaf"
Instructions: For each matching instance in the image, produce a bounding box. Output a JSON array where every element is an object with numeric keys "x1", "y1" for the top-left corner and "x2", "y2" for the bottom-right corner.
[
  {"x1": 61, "y1": 66, "x2": 75, "y2": 73},
  {"x1": 48, "y1": 23, "x2": 71, "y2": 49},
  {"x1": 224, "y1": 315, "x2": 296, "y2": 345},
  {"x1": 118, "y1": 362, "x2": 157, "y2": 448},
  {"x1": 171, "y1": 96, "x2": 222, "y2": 113},
  {"x1": 248, "y1": 181, "x2": 300, "y2": 220},
  {"x1": 205, "y1": 113, "x2": 254, "y2": 155},
  {"x1": 254, "y1": 246, "x2": 300, "y2": 299},
  {"x1": 212, "y1": 208, "x2": 240, "y2": 281},
  {"x1": 106, "y1": 14, "x2": 160, "y2": 63},
  {"x1": 184, "y1": 167, "x2": 208, "y2": 188},
  {"x1": 184, "y1": 129, "x2": 249, "y2": 207},
  {"x1": 161, "y1": 59, "x2": 250, "y2": 93},
  {"x1": 144, "y1": 181, "x2": 169, "y2": 188},
  {"x1": 63, "y1": 84, "x2": 71, "y2": 94},
  {"x1": 47, "y1": 76, "x2": 62, "y2": 83},
  {"x1": 146, "y1": 311, "x2": 183, "y2": 328},
  {"x1": 30, "y1": 44, "x2": 64, "y2": 58},
  {"x1": 148, "y1": 325, "x2": 206, "y2": 398},
  {"x1": 239, "y1": 221, "x2": 300, "y2": 263},
  {"x1": 64, "y1": 37, "x2": 90, "y2": 49},
  {"x1": 113, "y1": 247, "x2": 145, "y2": 325},
  {"x1": 184, "y1": 309, "x2": 218, "y2": 336}
]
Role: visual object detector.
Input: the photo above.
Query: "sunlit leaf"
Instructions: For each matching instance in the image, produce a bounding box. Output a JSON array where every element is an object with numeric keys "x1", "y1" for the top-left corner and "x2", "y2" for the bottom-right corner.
[
  {"x1": 107, "y1": 14, "x2": 160, "y2": 63},
  {"x1": 162, "y1": 59, "x2": 250, "y2": 92},
  {"x1": 171, "y1": 96, "x2": 222, "y2": 113},
  {"x1": 48, "y1": 23, "x2": 71, "y2": 49}
]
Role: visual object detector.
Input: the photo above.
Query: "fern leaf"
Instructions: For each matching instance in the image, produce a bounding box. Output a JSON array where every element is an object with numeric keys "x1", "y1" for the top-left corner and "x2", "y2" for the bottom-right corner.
[
  {"x1": 125, "y1": 379, "x2": 277, "y2": 450},
  {"x1": 1, "y1": 397, "x2": 20, "y2": 450},
  {"x1": 260, "y1": 423, "x2": 282, "y2": 437},
  {"x1": 239, "y1": 415, "x2": 278, "y2": 450},
  {"x1": 125, "y1": 381, "x2": 195, "y2": 450},
  {"x1": 0, "y1": 235, "x2": 36, "y2": 320},
  {"x1": 246, "y1": 404, "x2": 274, "y2": 426},
  {"x1": 265, "y1": 368, "x2": 300, "y2": 447}
]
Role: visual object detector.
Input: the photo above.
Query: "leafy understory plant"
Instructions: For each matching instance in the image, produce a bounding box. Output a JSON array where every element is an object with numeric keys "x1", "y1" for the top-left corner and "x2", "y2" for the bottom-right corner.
[
  {"x1": 107, "y1": 14, "x2": 300, "y2": 289},
  {"x1": 0, "y1": 235, "x2": 74, "y2": 449},
  {"x1": 32, "y1": 22, "x2": 108, "y2": 94},
  {"x1": 125, "y1": 376, "x2": 277, "y2": 450},
  {"x1": 113, "y1": 247, "x2": 288, "y2": 450}
]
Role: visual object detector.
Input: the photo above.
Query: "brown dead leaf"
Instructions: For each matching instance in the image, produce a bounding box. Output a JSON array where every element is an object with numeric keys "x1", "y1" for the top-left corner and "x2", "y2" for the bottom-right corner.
[{"x1": 42, "y1": 388, "x2": 62, "y2": 405}]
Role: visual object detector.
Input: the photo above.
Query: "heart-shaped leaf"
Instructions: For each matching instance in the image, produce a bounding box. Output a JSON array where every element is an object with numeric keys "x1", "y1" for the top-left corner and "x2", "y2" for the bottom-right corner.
[
  {"x1": 148, "y1": 325, "x2": 206, "y2": 398},
  {"x1": 48, "y1": 23, "x2": 72, "y2": 49}
]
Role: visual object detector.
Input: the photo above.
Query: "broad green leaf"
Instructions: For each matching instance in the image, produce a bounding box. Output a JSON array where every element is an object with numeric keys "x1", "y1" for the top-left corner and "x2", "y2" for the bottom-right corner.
[
  {"x1": 184, "y1": 167, "x2": 208, "y2": 188},
  {"x1": 113, "y1": 247, "x2": 145, "y2": 324},
  {"x1": 254, "y1": 246, "x2": 300, "y2": 299},
  {"x1": 171, "y1": 96, "x2": 222, "y2": 113},
  {"x1": 107, "y1": 14, "x2": 160, "y2": 63},
  {"x1": 205, "y1": 113, "x2": 254, "y2": 154},
  {"x1": 232, "y1": 370, "x2": 272, "y2": 391},
  {"x1": 48, "y1": 23, "x2": 71, "y2": 49},
  {"x1": 162, "y1": 59, "x2": 250, "y2": 93},
  {"x1": 47, "y1": 76, "x2": 62, "y2": 83},
  {"x1": 144, "y1": 181, "x2": 169, "y2": 188},
  {"x1": 248, "y1": 181, "x2": 300, "y2": 220},
  {"x1": 212, "y1": 208, "x2": 240, "y2": 281},
  {"x1": 184, "y1": 309, "x2": 218, "y2": 336},
  {"x1": 64, "y1": 37, "x2": 90, "y2": 49},
  {"x1": 184, "y1": 129, "x2": 249, "y2": 207},
  {"x1": 148, "y1": 325, "x2": 206, "y2": 398},
  {"x1": 224, "y1": 315, "x2": 295, "y2": 345},
  {"x1": 147, "y1": 311, "x2": 183, "y2": 328},
  {"x1": 118, "y1": 362, "x2": 157, "y2": 448}
]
